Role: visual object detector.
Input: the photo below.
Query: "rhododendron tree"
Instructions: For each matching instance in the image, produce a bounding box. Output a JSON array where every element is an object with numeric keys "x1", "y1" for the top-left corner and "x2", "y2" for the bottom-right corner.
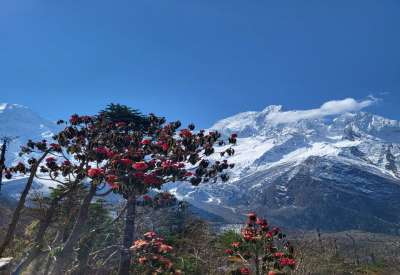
[
  {"x1": 225, "y1": 212, "x2": 295, "y2": 275},
  {"x1": 130, "y1": 231, "x2": 181, "y2": 274},
  {"x1": 19, "y1": 104, "x2": 236, "y2": 275}
]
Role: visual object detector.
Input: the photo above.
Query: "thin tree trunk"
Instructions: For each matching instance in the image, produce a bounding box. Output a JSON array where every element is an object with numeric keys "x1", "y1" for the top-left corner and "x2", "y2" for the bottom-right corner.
[
  {"x1": 49, "y1": 183, "x2": 97, "y2": 275},
  {"x1": 72, "y1": 234, "x2": 94, "y2": 275},
  {"x1": 0, "y1": 139, "x2": 7, "y2": 193},
  {"x1": 11, "y1": 193, "x2": 65, "y2": 275},
  {"x1": 118, "y1": 195, "x2": 136, "y2": 275},
  {"x1": 0, "y1": 150, "x2": 49, "y2": 257}
]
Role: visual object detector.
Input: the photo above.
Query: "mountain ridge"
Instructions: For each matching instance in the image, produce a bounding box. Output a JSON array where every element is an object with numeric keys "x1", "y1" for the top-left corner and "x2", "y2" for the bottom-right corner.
[{"x1": 1, "y1": 102, "x2": 400, "y2": 233}]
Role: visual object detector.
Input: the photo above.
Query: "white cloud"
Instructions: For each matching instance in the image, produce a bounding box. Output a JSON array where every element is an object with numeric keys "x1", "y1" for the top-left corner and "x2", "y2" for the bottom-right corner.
[{"x1": 266, "y1": 97, "x2": 378, "y2": 124}]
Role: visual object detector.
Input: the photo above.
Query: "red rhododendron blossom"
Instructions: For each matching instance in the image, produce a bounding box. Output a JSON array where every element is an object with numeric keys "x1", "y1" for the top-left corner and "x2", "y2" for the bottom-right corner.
[
  {"x1": 141, "y1": 139, "x2": 151, "y2": 145},
  {"x1": 142, "y1": 195, "x2": 152, "y2": 201},
  {"x1": 50, "y1": 143, "x2": 61, "y2": 150},
  {"x1": 225, "y1": 212, "x2": 295, "y2": 274},
  {"x1": 95, "y1": 147, "x2": 115, "y2": 158},
  {"x1": 132, "y1": 161, "x2": 148, "y2": 171},
  {"x1": 179, "y1": 129, "x2": 192, "y2": 138},
  {"x1": 69, "y1": 114, "x2": 79, "y2": 124},
  {"x1": 159, "y1": 244, "x2": 173, "y2": 253},
  {"x1": 231, "y1": 242, "x2": 240, "y2": 248},
  {"x1": 242, "y1": 228, "x2": 255, "y2": 241},
  {"x1": 162, "y1": 143, "x2": 169, "y2": 151},
  {"x1": 131, "y1": 239, "x2": 149, "y2": 250},
  {"x1": 279, "y1": 257, "x2": 296, "y2": 267},
  {"x1": 63, "y1": 160, "x2": 71, "y2": 166},
  {"x1": 45, "y1": 157, "x2": 56, "y2": 163},
  {"x1": 87, "y1": 168, "x2": 104, "y2": 178},
  {"x1": 239, "y1": 267, "x2": 250, "y2": 275}
]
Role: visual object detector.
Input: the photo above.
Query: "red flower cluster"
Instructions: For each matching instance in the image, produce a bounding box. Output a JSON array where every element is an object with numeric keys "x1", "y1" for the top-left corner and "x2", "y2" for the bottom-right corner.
[
  {"x1": 179, "y1": 129, "x2": 192, "y2": 138},
  {"x1": 87, "y1": 168, "x2": 104, "y2": 178},
  {"x1": 95, "y1": 146, "x2": 115, "y2": 158},
  {"x1": 225, "y1": 212, "x2": 295, "y2": 274},
  {"x1": 130, "y1": 232, "x2": 180, "y2": 274},
  {"x1": 132, "y1": 161, "x2": 148, "y2": 171}
]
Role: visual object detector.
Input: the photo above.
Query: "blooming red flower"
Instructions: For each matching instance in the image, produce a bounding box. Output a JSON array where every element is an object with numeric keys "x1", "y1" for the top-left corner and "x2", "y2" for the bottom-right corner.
[
  {"x1": 239, "y1": 267, "x2": 250, "y2": 275},
  {"x1": 256, "y1": 218, "x2": 268, "y2": 228},
  {"x1": 184, "y1": 172, "x2": 193, "y2": 177},
  {"x1": 242, "y1": 228, "x2": 255, "y2": 241},
  {"x1": 231, "y1": 242, "x2": 240, "y2": 248},
  {"x1": 180, "y1": 129, "x2": 192, "y2": 138},
  {"x1": 159, "y1": 244, "x2": 173, "y2": 253},
  {"x1": 225, "y1": 249, "x2": 234, "y2": 255},
  {"x1": 141, "y1": 139, "x2": 151, "y2": 145},
  {"x1": 274, "y1": 252, "x2": 285, "y2": 258},
  {"x1": 131, "y1": 239, "x2": 149, "y2": 250},
  {"x1": 45, "y1": 157, "x2": 56, "y2": 163},
  {"x1": 268, "y1": 272, "x2": 277, "y2": 275},
  {"x1": 142, "y1": 195, "x2": 152, "y2": 201},
  {"x1": 132, "y1": 161, "x2": 148, "y2": 170},
  {"x1": 69, "y1": 114, "x2": 79, "y2": 124},
  {"x1": 162, "y1": 143, "x2": 169, "y2": 151},
  {"x1": 231, "y1": 133, "x2": 238, "y2": 138},
  {"x1": 50, "y1": 143, "x2": 61, "y2": 150},
  {"x1": 63, "y1": 160, "x2": 71, "y2": 166},
  {"x1": 279, "y1": 257, "x2": 296, "y2": 267},
  {"x1": 88, "y1": 168, "x2": 104, "y2": 178},
  {"x1": 95, "y1": 147, "x2": 115, "y2": 158}
]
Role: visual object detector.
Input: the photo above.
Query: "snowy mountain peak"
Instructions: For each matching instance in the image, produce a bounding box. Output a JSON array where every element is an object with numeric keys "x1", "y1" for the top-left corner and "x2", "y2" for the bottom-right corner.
[
  {"x1": 0, "y1": 103, "x2": 29, "y2": 113},
  {"x1": 0, "y1": 103, "x2": 59, "y2": 165}
]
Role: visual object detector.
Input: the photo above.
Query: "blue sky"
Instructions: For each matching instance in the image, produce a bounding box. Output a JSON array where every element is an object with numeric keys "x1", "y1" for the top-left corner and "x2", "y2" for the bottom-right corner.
[{"x1": 1, "y1": 0, "x2": 399, "y2": 128}]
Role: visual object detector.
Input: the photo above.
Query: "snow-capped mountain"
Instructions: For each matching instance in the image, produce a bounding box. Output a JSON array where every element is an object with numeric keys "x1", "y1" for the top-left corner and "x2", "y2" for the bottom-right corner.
[
  {"x1": 0, "y1": 103, "x2": 60, "y2": 199},
  {"x1": 1, "y1": 102, "x2": 400, "y2": 233},
  {"x1": 166, "y1": 105, "x2": 400, "y2": 234},
  {"x1": 0, "y1": 103, "x2": 59, "y2": 165}
]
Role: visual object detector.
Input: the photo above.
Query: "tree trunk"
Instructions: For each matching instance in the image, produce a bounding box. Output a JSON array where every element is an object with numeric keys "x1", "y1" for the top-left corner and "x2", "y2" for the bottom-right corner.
[
  {"x1": 71, "y1": 234, "x2": 94, "y2": 275},
  {"x1": 49, "y1": 183, "x2": 97, "y2": 275},
  {"x1": 118, "y1": 195, "x2": 136, "y2": 275},
  {"x1": 11, "y1": 193, "x2": 63, "y2": 275},
  {"x1": 0, "y1": 150, "x2": 49, "y2": 257},
  {"x1": 0, "y1": 139, "x2": 7, "y2": 193}
]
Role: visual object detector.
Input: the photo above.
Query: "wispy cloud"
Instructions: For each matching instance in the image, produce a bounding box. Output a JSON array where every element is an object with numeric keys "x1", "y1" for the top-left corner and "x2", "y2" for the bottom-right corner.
[{"x1": 266, "y1": 97, "x2": 378, "y2": 124}]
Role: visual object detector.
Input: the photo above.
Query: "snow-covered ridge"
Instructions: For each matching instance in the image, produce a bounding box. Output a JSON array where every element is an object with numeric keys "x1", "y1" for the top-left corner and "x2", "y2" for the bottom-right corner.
[
  {"x1": 1, "y1": 102, "x2": 400, "y2": 232},
  {"x1": 0, "y1": 103, "x2": 59, "y2": 166}
]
